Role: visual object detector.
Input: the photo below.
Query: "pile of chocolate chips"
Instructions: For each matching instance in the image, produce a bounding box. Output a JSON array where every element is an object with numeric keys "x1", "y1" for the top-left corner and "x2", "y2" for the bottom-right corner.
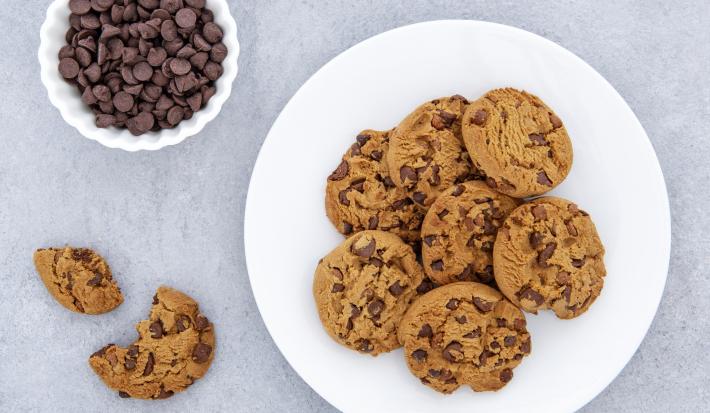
[{"x1": 58, "y1": 0, "x2": 228, "y2": 135}]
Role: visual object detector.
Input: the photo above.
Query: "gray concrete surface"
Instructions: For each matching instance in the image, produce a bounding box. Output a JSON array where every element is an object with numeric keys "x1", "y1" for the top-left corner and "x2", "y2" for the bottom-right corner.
[{"x1": 0, "y1": 0, "x2": 707, "y2": 412}]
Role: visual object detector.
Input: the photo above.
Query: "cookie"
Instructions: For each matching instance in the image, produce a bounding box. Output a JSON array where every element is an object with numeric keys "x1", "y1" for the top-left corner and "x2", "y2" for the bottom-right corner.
[
  {"x1": 326, "y1": 129, "x2": 424, "y2": 242},
  {"x1": 387, "y1": 95, "x2": 481, "y2": 209},
  {"x1": 421, "y1": 181, "x2": 519, "y2": 286},
  {"x1": 89, "y1": 286, "x2": 215, "y2": 399},
  {"x1": 462, "y1": 88, "x2": 573, "y2": 198},
  {"x1": 398, "y1": 282, "x2": 531, "y2": 394},
  {"x1": 493, "y1": 197, "x2": 606, "y2": 319},
  {"x1": 313, "y1": 230, "x2": 425, "y2": 355},
  {"x1": 33, "y1": 247, "x2": 123, "y2": 314}
]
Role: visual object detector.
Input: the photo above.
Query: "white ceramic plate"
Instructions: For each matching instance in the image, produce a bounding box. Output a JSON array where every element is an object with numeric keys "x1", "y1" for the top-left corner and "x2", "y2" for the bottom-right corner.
[
  {"x1": 38, "y1": 0, "x2": 239, "y2": 151},
  {"x1": 245, "y1": 20, "x2": 670, "y2": 413}
]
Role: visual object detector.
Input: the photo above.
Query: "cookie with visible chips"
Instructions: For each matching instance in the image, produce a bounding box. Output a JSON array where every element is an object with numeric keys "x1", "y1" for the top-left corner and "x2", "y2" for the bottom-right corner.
[
  {"x1": 493, "y1": 197, "x2": 606, "y2": 319},
  {"x1": 313, "y1": 230, "x2": 425, "y2": 355},
  {"x1": 326, "y1": 129, "x2": 424, "y2": 242},
  {"x1": 398, "y1": 282, "x2": 531, "y2": 394}
]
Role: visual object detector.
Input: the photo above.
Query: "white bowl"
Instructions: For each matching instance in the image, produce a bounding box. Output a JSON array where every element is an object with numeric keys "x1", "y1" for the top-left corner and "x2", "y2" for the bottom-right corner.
[{"x1": 38, "y1": 0, "x2": 239, "y2": 151}]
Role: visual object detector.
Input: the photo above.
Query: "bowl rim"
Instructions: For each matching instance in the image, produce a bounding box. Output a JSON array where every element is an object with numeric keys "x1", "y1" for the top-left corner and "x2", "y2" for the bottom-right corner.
[{"x1": 38, "y1": 0, "x2": 240, "y2": 152}]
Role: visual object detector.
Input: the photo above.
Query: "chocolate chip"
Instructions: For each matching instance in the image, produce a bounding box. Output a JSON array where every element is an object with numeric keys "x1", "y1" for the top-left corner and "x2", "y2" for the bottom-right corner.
[
  {"x1": 167, "y1": 105, "x2": 185, "y2": 125},
  {"x1": 471, "y1": 109, "x2": 487, "y2": 126},
  {"x1": 500, "y1": 368, "x2": 513, "y2": 383},
  {"x1": 437, "y1": 209, "x2": 449, "y2": 220},
  {"x1": 572, "y1": 257, "x2": 585, "y2": 268},
  {"x1": 521, "y1": 339, "x2": 531, "y2": 354},
  {"x1": 367, "y1": 299, "x2": 385, "y2": 316},
  {"x1": 549, "y1": 113, "x2": 563, "y2": 129},
  {"x1": 342, "y1": 222, "x2": 353, "y2": 235},
  {"x1": 352, "y1": 238, "x2": 376, "y2": 257},
  {"x1": 519, "y1": 288, "x2": 544, "y2": 306},
  {"x1": 529, "y1": 231, "x2": 544, "y2": 248},
  {"x1": 202, "y1": 22, "x2": 223, "y2": 43},
  {"x1": 118, "y1": 391, "x2": 131, "y2": 398},
  {"x1": 124, "y1": 358, "x2": 136, "y2": 370},
  {"x1": 464, "y1": 327, "x2": 481, "y2": 339},
  {"x1": 412, "y1": 192, "x2": 427, "y2": 205},
  {"x1": 531, "y1": 205, "x2": 547, "y2": 220},
  {"x1": 418, "y1": 324, "x2": 433, "y2": 338},
  {"x1": 399, "y1": 166, "x2": 417, "y2": 183},
  {"x1": 565, "y1": 220, "x2": 578, "y2": 236},
  {"x1": 529, "y1": 133, "x2": 548, "y2": 145},
  {"x1": 537, "y1": 171, "x2": 553, "y2": 186},
  {"x1": 455, "y1": 315, "x2": 467, "y2": 324},
  {"x1": 142, "y1": 353, "x2": 155, "y2": 376},
  {"x1": 556, "y1": 271, "x2": 571, "y2": 285},
  {"x1": 479, "y1": 350, "x2": 494, "y2": 366},
  {"x1": 175, "y1": 315, "x2": 191, "y2": 332},
  {"x1": 149, "y1": 320, "x2": 164, "y2": 338},
  {"x1": 331, "y1": 283, "x2": 345, "y2": 293},
  {"x1": 442, "y1": 342, "x2": 462, "y2": 362},
  {"x1": 486, "y1": 177, "x2": 498, "y2": 189},
  {"x1": 95, "y1": 114, "x2": 116, "y2": 127},
  {"x1": 423, "y1": 235, "x2": 435, "y2": 247},
  {"x1": 563, "y1": 285, "x2": 572, "y2": 302},
  {"x1": 59, "y1": 58, "x2": 80, "y2": 79},
  {"x1": 337, "y1": 189, "x2": 350, "y2": 206},
  {"x1": 113, "y1": 91, "x2": 134, "y2": 112},
  {"x1": 392, "y1": 198, "x2": 412, "y2": 210},
  {"x1": 472, "y1": 297, "x2": 493, "y2": 312},
  {"x1": 86, "y1": 272, "x2": 103, "y2": 286},
  {"x1": 70, "y1": 0, "x2": 92, "y2": 15},
  {"x1": 538, "y1": 242, "x2": 557, "y2": 267},
  {"x1": 412, "y1": 349, "x2": 427, "y2": 362},
  {"x1": 388, "y1": 281, "x2": 404, "y2": 296},
  {"x1": 451, "y1": 185, "x2": 465, "y2": 196},
  {"x1": 430, "y1": 260, "x2": 444, "y2": 271},
  {"x1": 445, "y1": 299, "x2": 459, "y2": 310},
  {"x1": 328, "y1": 160, "x2": 349, "y2": 181},
  {"x1": 169, "y1": 57, "x2": 191, "y2": 75},
  {"x1": 192, "y1": 343, "x2": 212, "y2": 363},
  {"x1": 195, "y1": 315, "x2": 210, "y2": 331},
  {"x1": 358, "y1": 339, "x2": 373, "y2": 353},
  {"x1": 416, "y1": 278, "x2": 436, "y2": 294},
  {"x1": 428, "y1": 369, "x2": 441, "y2": 378},
  {"x1": 175, "y1": 8, "x2": 197, "y2": 28},
  {"x1": 156, "y1": 387, "x2": 174, "y2": 399},
  {"x1": 513, "y1": 318, "x2": 526, "y2": 332},
  {"x1": 210, "y1": 42, "x2": 228, "y2": 63}
]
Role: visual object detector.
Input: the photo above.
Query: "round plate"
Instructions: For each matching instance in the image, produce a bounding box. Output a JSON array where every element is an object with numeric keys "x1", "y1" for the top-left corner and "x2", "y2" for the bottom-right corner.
[{"x1": 245, "y1": 20, "x2": 670, "y2": 413}]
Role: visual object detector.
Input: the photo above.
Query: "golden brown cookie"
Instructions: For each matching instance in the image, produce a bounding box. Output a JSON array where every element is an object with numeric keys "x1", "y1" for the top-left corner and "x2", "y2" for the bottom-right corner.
[
  {"x1": 89, "y1": 286, "x2": 215, "y2": 399},
  {"x1": 493, "y1": 197, "x2": 606, "y2": 319},
  {"x1": 326, "y1": 129, "x2": 424, "y2": 242},
  {"x1": 313, "y1": 230, "x2": 425, "y2": 355},
  {"x1": 421, "y1": 182, "x2": 519, "y2": 286},
  {"x1": 398, "y1": 282, "x2": 531, "y2": 394},
  {"x1": 33, "y1": 247, "x2": 123, "y2": 314},
  {"x1": 462, "y1": 88, "x2": 573, "y2": 198},
  {"x1": 387, "y1": 95, "x2": 481, "y2": 209}
]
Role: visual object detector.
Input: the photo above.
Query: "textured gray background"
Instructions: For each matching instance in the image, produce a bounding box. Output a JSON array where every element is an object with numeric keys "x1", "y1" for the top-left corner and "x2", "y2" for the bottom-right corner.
[{"x1": 0, "y1": 0, "x2": 707, "y2": 412}]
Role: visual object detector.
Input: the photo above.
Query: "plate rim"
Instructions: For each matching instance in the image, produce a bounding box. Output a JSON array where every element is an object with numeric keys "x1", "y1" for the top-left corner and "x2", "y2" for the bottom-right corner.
[{"x1": 244, "y1": 19, "x2": 671, "y2": 413}]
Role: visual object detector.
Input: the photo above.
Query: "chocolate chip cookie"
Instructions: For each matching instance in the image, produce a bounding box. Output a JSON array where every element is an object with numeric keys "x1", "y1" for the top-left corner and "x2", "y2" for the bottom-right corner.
[
  {"x1": 462, "y1": 88, "x2": 573, "y2": 198},
  {"x1": 313, "y1": 230, "x2": 425, "y2": 355},
  {"x1": 89, "y1": 286, "x2": 215, "y2": 399},
  {"x1": 421, "y1": 182, "x2": 519, "y2": 286},
  {"x1": 493, "y1": 197, "x2": 606, "y2": 319},
  {"x1": 326, "y1": 129, "x2": 424, "y2": 242},
  {"x1": 387, "y1": 95, "x2": 481, "y2": 209},
  {"x1": 398, "y1": 282, "x2": 531, "y2": 394},
  {"x1": 33, "y1": 247, "x2": 123, "y2": 314}
]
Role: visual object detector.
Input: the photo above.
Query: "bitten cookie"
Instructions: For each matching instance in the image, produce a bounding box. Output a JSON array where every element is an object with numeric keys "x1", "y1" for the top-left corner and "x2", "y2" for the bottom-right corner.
[
  {"x1": 313, "y1": 230, "x2": 425, "y2": 355},
  {"x1": 398, "y1": 282, "x2": 531, "y2": 394},
  {"x1": 326, "y1": 129, "x2": 424, "y2": 242},
  {"x1": 33, "y1": 247, "x2": 123, "y2": 314},
  {"x1": 493, "y1": 197, "x2": 606, "y2": 319},
  {"x1": 421, "y1": 182, "x2": 519, "y2": 286},
  {"x1": 387, "y1": 95, "x2": 481, "y2": 209},
  {"x1": 462, "y1": 88, "x2": 573, "y2": 198},
  {"x1": 89, "y1": 286, "x2": 215, "y2": 399}
]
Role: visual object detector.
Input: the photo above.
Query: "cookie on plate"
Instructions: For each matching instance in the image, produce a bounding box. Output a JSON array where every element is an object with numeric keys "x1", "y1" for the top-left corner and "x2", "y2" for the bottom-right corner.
[
  {"x1": 493, "y1": 197, "x2": 606, "y2": 319},
  {"x1": 387, "y1": 95, "x2": 481, "y2": 209},
  {"x1": 326, "y1": 129, "x2": 424, "y2": 242},
  {"x1": 421, "y1": 181, "x2": 519, "y2": 286},
  {"x1": 313, "y1": 230, "x2": 425, "y2": 355},
  {"x1": 398, "y1": 282, "x2": 531, "y2": 394},
  {"x1": 462, "y1": 88, "x2": 573, "y2": 198},
  {"x1": 33, "y1": 247, "x2": 123, "y2": 314},
  {"x1": 89, "y1": 286, "x2": 215, "y2": 399}
]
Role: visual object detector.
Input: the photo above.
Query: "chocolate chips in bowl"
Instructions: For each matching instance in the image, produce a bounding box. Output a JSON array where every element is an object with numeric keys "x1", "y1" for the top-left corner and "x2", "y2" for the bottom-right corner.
[{"x1": 58, "y1": 0, "x2": 228, "y2": 136}]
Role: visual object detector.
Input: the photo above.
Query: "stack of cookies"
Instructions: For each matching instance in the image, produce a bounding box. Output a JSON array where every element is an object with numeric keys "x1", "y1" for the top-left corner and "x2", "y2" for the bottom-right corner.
[{"x1": 313, "y1": 88, "x2": 607, "y2": 394}]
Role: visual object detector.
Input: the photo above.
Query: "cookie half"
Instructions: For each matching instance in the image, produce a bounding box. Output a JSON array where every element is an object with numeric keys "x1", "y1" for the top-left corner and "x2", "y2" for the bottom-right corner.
[
  {"x1": 462, "y1": 88, "x2": 573, "y2": 198},
  {"x1": 326, "y1": 129, "x2": 424, "y2": 242},
  {"x1": 421, "y1": 181, "x2": 519, "y2": 286},
  {"x1": 387, "y1": 95, "x2": 481, "y2": 209},
  {"x1": 89, "y1": 286, "x2": 215, "y2": 399},
  {"x1": 313, "y1": 230, "x2": 425, "y2": 355},
  {"x1": 33, "y1": 247, "x2": 123, "y2": 314},
  {"x1": 398, "y1": 282, "x2": 531, "y2": 394},
  {"x1": 493, "y1": 197, "x2": 606, "y2": 319}
]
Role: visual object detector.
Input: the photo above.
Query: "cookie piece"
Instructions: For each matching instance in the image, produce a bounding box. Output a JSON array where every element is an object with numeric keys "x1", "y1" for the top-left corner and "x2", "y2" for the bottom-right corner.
[
  {"x1": 462, "y1": 88, "x2": 573, "y2": 198},
  {"x1": 493, "y1": 197, "x2": 606, "y2": 319},
  {"x1": 313, "y1": 230, "x2": 425, "y2": 355},
  {"x1": 422, "y1": 182, "x2": 519, "y2": 286},
  {"x1": 398, "y1": 282, "x2": 531, "y2": 394},
  {"x1": 89, "y1": 286, "x2": 215, "y2": 399},
  {"x1": 33, "y1": 247, "x2": 123, "y2": 314},
  {"x1": 387, "y1": 95, "x2": 481, "y2": 209},
  {"x1": 326, "y1": 129, "x2": 424, "y2": 242}
]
